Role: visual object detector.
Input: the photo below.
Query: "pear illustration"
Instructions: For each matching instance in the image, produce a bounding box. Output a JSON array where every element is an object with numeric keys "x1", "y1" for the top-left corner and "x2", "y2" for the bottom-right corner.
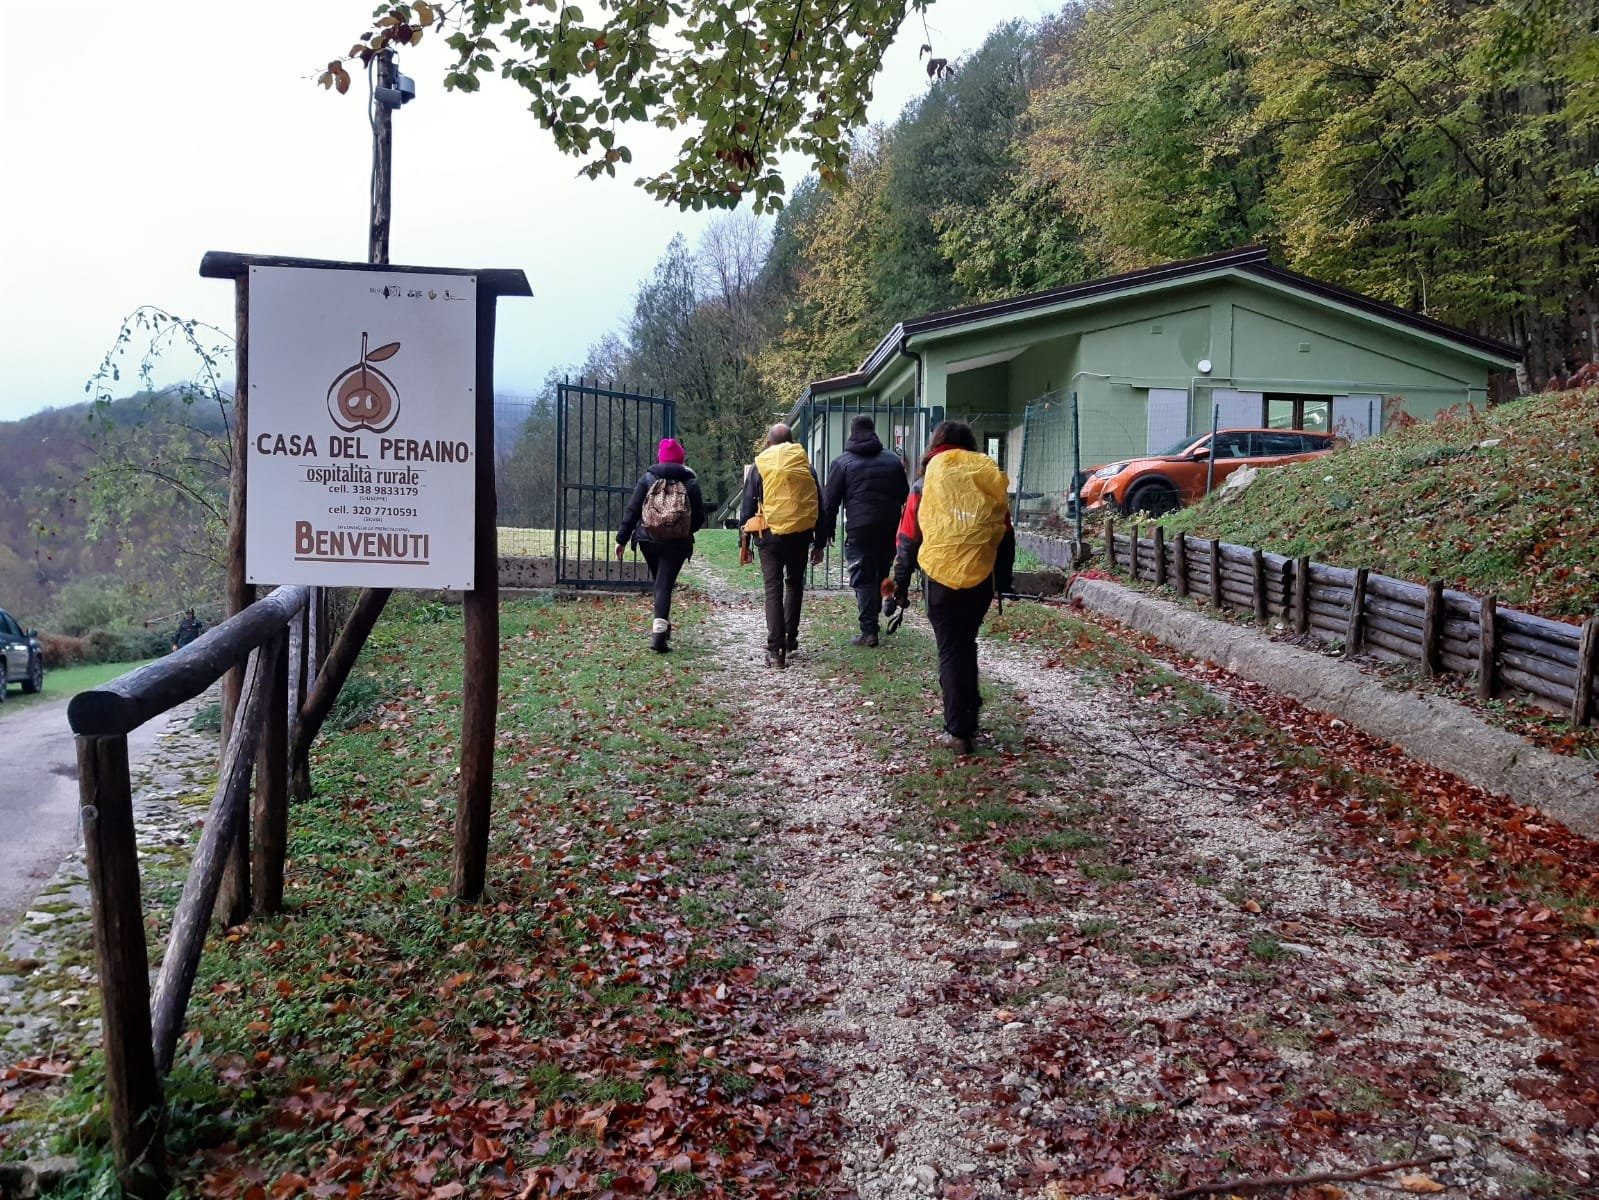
[{"x1": 327, "y1": 332, "x2": 401, "y2": 432}]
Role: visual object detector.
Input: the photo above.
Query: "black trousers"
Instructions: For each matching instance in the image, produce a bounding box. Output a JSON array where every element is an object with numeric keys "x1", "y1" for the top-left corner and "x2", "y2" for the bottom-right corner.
[
  {"x1": 926, "y1": 577, "x2": 994, "y2": 738},
  {"x1": 640, "y1": 542, "x2": 690, "y2": 621},
  {"x1": 843, "y1": 526, "x2": 897, "y2": 635},
  {"x1": 758, "y1": 532, "x2": 812, "y2": 652}
]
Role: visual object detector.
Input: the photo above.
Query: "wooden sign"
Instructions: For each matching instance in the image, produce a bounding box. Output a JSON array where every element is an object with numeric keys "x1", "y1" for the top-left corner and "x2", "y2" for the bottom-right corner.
[{"x1": 244, "y1": 265, "x2": 478, "y2": 589}]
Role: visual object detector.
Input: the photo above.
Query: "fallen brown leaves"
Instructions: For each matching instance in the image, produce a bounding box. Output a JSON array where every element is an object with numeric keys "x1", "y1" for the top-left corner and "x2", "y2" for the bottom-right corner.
[{"x1": 171, "y1": 600, "x2": 846, "y2": 1196}]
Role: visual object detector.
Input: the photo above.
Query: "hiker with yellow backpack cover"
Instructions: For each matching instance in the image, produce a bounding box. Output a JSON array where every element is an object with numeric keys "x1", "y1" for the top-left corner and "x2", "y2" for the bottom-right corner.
[
  {"x1": 739, "y1": 423, "x2": 823, "y2": 668},
  {"x1": 888, "y1": 420, "x2": 1015, "y2": 754}
]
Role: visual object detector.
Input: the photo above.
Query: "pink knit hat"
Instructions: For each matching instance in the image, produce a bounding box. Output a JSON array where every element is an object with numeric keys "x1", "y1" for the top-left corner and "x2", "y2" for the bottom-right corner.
[{"x1": 658, "y1": 437, "x2": 686, "y2": 464}]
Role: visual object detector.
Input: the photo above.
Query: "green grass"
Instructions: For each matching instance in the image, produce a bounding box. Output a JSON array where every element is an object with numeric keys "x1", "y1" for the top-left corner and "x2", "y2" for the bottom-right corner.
[
  {"x1": 15, "y1": 594, "x2": 829, "y2": 1194},
  {"x1": 689, "y1": 528, "x2": 762, "y2": 589},
  {"x1": 1156, "y1": 392, "x2": 1599, "y2": 619},
  {"x1": 497, "y1": 526, "x2": 614, "y2": 557},
  {"x1": 0, "y1": 657, "x2": 158, "y2": 716}
]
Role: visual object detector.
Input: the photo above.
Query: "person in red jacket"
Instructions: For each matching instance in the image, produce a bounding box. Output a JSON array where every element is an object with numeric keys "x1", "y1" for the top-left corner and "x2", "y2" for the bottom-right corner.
[{"x1": 888, "y1": 421, "x2": 1015, "y2": 754}]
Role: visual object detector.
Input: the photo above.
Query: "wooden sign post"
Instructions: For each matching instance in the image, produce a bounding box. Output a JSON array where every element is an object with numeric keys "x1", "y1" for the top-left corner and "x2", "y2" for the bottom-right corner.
[{"x1": 200, "y1": 253, "x2": 530, "y2": 903}]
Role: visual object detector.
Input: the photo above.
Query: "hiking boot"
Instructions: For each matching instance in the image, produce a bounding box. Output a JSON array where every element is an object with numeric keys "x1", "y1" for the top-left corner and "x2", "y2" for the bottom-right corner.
[
  {"x1": 766, "y1": 648, "x2": 787, "y2": 669},
  {"x1": 785, "y1": 637, "x2": 799, "y2": 657},
  {"x1": 934, "y1": 733, "x2": 976, "y2": 755},
  {"x1": 850, "y1": 632, "x2": 879, "y2": 648},
  {"x1": 650, "y1": 618, "x2": 671, "y2": 654}
]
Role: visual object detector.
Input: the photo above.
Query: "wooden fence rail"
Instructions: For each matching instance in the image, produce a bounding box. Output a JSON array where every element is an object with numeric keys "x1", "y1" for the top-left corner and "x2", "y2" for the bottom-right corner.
[
  {"x1": 1017, "y1": 527, "x2": 1598, "y2": 727},
  {"x1": 67, "y1": 585, "x2": 312, "y2": 1197}
]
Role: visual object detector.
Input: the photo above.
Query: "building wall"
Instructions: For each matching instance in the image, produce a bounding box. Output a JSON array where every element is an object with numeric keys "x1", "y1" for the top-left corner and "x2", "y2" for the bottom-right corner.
[{"x1": 908, "y1": 275, "x2": 1501, "y2": 513}]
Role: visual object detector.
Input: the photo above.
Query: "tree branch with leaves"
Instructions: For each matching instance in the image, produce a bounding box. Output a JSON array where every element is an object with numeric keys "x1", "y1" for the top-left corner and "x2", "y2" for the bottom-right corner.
[{"x1": 325, "y1": 0, "x2": 934, "y2": 212}]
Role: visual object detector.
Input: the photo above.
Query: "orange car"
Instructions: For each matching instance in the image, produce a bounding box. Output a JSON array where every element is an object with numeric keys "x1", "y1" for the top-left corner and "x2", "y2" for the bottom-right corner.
[{"x1": 1075, "y1": 428, "x2": 1338, "y2": 516}]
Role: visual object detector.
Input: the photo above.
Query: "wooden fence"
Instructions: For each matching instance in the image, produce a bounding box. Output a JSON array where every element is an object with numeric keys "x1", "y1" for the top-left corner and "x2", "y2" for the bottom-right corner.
[
  {"x1": 1017, "y1": 526, "x2": 1598, "y2": 728},
  {"x1": 65, "y1": 583, "x2": 385, "y2": 1196}
]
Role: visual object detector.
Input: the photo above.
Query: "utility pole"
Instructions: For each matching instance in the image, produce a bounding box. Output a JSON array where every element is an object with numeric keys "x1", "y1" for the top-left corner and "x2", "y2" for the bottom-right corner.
[{"x1": 369, "y1": 50, "x2": 395, "y2": 265}]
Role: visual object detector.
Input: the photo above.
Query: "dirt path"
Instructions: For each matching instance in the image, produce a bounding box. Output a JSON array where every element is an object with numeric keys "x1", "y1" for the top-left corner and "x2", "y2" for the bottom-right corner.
[
  {"x1": 703, "y1": 598, "x2": 1022, "y2": 1196},
  {"x1": 695, "y1": 572, "x2": 1596, "y2": 1197}
]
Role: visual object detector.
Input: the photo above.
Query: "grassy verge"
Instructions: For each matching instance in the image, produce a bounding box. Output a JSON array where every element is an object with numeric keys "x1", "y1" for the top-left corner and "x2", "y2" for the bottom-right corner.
[
  {"x1": 1156, "y1": 392, "x2": 1599, "y2": 620},
  {"x1": 688, "y1": 529, "x2": 761, "y2": 589},
  {"x1": 0, "y1": 657, "x2": 159, "y2": 716},
  {"x1": 27, "y1": 593, "x2": 835, "y2": 1196}
]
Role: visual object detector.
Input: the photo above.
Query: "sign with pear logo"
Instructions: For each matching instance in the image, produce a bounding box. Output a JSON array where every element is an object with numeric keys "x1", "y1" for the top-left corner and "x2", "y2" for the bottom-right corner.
[
  {"x1": 328, "y1": 332, "x2": 403, "y2": 432},
  {"x1": 245, "y1": 265, "x2": 478, "y2": 590}
]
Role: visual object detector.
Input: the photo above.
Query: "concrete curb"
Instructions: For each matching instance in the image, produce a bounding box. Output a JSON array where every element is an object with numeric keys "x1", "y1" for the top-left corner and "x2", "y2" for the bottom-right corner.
[{"x1": 1069, "y1": 576, "x2": 1599, "y2": 837}]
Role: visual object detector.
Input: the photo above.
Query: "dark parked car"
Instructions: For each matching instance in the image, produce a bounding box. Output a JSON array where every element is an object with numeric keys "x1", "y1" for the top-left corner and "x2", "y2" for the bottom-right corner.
[{"x1": 0, "y1": 607, "x2": 44, "y2": 701}]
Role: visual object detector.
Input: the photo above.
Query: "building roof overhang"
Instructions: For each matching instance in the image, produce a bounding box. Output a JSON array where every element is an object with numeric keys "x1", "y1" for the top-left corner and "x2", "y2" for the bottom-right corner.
[{"x1": 798, "y1": 246, "x2": 1520, "y2": 405}]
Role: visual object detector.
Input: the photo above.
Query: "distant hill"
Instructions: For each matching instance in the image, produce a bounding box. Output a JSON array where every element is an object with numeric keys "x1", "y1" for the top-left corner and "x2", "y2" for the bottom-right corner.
[
  {"x1": 1160, "y1": 391, "x2": 1599, "y2": 621},
  {"x1": 0, "y1": 392, "x2": 229, "y2": 625}
]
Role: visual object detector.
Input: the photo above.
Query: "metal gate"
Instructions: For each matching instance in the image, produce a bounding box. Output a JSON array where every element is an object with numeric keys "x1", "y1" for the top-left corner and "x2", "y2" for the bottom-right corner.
[
  {"x1": 554, "y1": 377, "x2": 676, "y2": 589},
  {"x1": 792, "y1": 391, "x2": 935, "y2": 588}
]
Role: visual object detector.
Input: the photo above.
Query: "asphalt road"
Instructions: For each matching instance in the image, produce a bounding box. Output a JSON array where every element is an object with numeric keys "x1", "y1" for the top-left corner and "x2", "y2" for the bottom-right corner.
[{"x1": 0, "y1": 697, "x2": 174, "y2": 934}]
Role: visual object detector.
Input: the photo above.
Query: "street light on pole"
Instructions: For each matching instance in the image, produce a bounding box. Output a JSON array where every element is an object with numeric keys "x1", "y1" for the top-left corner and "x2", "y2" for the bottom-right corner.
[{"x1": 369, "y1": 50, "x2": 416, "y2": 267}]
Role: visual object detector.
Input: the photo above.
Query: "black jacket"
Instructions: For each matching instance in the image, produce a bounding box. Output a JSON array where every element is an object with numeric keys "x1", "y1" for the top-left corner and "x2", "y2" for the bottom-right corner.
[
  {"x1": 820, "y1": 432, "x2": 910, "y2": 545},
  {"x1": 616, "y1": 463, "x2": 706, "y2": 548},
  {"x1": 738, "y1": 454, "x2": 821, "y2": 546}
]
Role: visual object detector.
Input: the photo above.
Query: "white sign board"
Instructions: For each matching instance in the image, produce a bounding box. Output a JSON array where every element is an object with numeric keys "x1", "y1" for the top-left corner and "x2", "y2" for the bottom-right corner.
[{"x1": 245, "y1": 266, "x2": 477, "y2": 590}]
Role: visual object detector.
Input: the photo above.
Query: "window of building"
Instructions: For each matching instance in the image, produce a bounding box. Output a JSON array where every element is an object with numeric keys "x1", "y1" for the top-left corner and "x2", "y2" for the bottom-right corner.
[{"x1": 1264, "y1": 393, "x2": 1332, "y2": 431}]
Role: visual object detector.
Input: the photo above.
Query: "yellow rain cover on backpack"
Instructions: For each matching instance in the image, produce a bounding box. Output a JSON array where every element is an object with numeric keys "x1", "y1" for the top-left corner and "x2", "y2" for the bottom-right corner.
[
  {"x1": 755, "y1": 442, "x2": 819, "y2": 535},
  {"x1": 918, "y1": 448, "x2": 1010, "y2": 589}
]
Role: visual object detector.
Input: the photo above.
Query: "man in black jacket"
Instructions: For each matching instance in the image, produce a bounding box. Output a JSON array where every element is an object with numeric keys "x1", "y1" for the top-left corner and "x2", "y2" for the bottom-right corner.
[{"x1": 820, "y1": 416, "x2": 911, "y2": 646}]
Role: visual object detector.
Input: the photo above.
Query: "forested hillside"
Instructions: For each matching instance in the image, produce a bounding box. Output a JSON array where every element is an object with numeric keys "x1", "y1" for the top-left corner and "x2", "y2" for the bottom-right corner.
[
  {"x1": 0, "y1": 390, "x2": 229, "y2": 627},
  {"x1": 15, "y1": 0, "x2": 1598, "y2": 606},
  {"x1": 548, "y1": 0, "x2": 1597, "y2": 509}
]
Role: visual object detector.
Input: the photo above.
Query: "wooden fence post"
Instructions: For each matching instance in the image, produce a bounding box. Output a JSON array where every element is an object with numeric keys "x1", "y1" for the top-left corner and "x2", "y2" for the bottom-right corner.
[
  {"x1": 1153, "y1": 525, "x2": 1167, "y2": 587},
  {"x1": 152, "y1": 646, "x2": 273, "y2": 1071},
  {"x1": 1173, "y1": 534, "x2": 1188, "y2": 598},
  {"x1": 1478, "y1": 595, "x2": 1497, "y2": 699},
  {"x1": 78, "y1": 735, "x2": 168, "y2": 1197},
  {"x1": 1129, "y1": 523, "x2": 1141, "y2": 582},
  {"x1": 1344, "y1": 567, "x2": 1369, "y2": 656},
  {"x1": 1572, "y1": 617, "x2": 1597, "y2": 727},
  {"x1": 1293, "y1": 556, "x2": 1310, "y2": 636},
  {"x1": 454, "y1": 289, "x2": 500, "y2": 902},
  {"x1": 1208, "y1": 539, "x2": 1222, "y2": 609},
  {"x1": 1422, "y1": 578, "x2": 1444, "y2": 677},
  {"x1": 1104, "y1": 520, "x2": 1115, "y2": 573},
  {"x1": 1251, "y1": 547, "x2": 1267, "y2": 623},
  {"x1": 290, "y1": 587, "x2": 391, "y2": 801},
  {"x1": 289, "y1": 605, "x2": 311, "y2": 802},
  {"x1": 218, "y1": 274, "x2": 254, "y2": 927},
  {"x1": 252, "y1": 633, "x2": 289, "y2": 916}
]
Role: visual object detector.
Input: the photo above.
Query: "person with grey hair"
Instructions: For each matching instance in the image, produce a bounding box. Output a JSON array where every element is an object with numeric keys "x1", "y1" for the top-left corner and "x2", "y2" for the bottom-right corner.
[{"x1": 739, "y1": 423, "x2": 822, "y2": 668}]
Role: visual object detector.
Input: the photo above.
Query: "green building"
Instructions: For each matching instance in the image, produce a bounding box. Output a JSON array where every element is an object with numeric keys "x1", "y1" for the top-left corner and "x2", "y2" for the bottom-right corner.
[{"x1": 788, "y1": 246, "x2": 1519, "y2": 516}]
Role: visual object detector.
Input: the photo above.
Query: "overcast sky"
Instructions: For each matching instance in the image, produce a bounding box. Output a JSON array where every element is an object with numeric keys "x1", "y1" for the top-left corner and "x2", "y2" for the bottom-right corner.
[{"x1": 0, "y1": 0, "x2": 1057, "y2": 423}]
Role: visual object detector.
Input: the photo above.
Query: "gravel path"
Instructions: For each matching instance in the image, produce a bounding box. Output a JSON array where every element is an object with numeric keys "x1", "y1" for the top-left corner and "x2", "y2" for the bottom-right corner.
[
  {"x1": 0, "y1": 692, "x2": 217, "y2": 1069},
  {"x1": 703, "y1": 598, "x2": 1025, "y2": 1197},
  {"x1": 978, "y1": 641, "x2": 1593, "y2": 1191},
  {"x1": 696, "y1": 568, "x2": 1595, "y2": 1196}
]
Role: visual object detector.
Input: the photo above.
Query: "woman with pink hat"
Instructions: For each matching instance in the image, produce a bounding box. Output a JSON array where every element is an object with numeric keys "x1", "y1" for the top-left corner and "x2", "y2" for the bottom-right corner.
[{"x1": 615, "y1": 437, "x2": 706, "y2": 651}]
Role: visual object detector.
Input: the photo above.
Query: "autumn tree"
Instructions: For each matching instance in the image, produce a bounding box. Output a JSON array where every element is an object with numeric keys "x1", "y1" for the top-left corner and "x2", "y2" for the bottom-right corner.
[
  {"x1": 331, "y1": 0, "x2": 937, "y2": 212},
  {"x1": 68, "y1": 308, "x2": 235, "y2": 611}
]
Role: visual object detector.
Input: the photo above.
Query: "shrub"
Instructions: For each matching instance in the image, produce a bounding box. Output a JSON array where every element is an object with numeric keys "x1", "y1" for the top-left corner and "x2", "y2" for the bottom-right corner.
[
  {"x1": 40, "y1": 633, "x2": 89, "y2": 668},
  {"x1": 330, "y1": 673, "x2": 383, "y2": 731},
  {"x1": 46, "y1": 575, "x2": 146, "y2": 637},
  {"x1": 191, "y1": 702, "x2": 222, "y2": 733},
  {"x1": 84, "y1": 629, "x2": 122, "y2": 663},
  {"x1": 82, "y1": 626, "x2": 168, "y2": 664}
]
